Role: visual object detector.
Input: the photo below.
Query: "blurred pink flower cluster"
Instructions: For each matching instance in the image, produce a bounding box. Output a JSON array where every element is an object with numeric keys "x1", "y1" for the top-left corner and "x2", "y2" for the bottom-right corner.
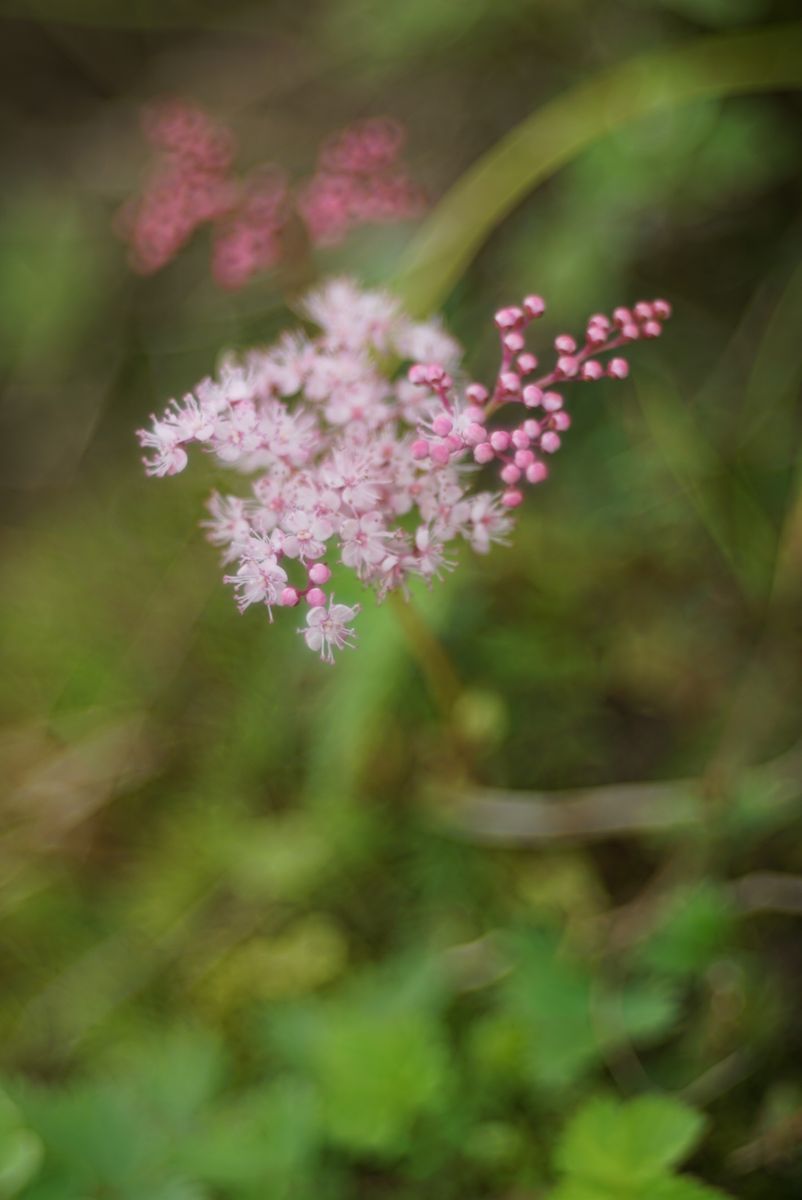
[
  {"x1": 138, "y1": 279, "x2": 670, "y2": 662},
  {"x1": 298, "y1": 117, "x2": 426, "y2": 247},
  {"x1": 117, "y1": 100, "x2": 426, "y2": 289}
]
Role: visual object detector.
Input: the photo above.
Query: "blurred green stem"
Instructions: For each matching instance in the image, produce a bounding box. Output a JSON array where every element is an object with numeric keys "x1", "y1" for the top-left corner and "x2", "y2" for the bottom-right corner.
[
  {"x1": 397, "y1": 22, "x2": 802, "y2": 315},
  {"x1": 388, "y1": 592, "x2": 462, "y2": 719}
]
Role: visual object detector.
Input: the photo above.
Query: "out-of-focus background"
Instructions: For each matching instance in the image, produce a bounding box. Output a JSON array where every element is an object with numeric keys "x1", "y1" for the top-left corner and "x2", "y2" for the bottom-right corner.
[{"x1": 1, "y1": 1, "x2": 802, "y2": 1196}]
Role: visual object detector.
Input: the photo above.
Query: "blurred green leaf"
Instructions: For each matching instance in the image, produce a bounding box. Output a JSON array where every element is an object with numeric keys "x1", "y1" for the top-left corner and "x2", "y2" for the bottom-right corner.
[
  {"x1": 0, "y1": 1092, "x2": 42, "y2": 1199},
  {"x1": 549, "y1": 1094, "x2": 727, "y2": 1200},
  {"x1": 555, "y1": 1094, "x2": 705, "y2": 1184},
  {"x1": 636, "y1": 885, "x2": 736, "y2": 980},
  {"x1": 187, "y1": 1079, "x2": 323, "y2": 1198},
  {"x1": 0, "y1": 196, "x2": 110, "y2": 376},
  {"x1": 310, "y1": 999, "x2": 451, "y2": 1156}
]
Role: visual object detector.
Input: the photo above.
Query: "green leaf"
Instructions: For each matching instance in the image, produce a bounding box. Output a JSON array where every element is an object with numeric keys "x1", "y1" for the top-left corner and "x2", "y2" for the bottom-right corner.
[
  {"x1": 554, "y1": 1095, "x2": 706, "y2": 1190},
  {"x1": 188, "y1": 1079, "x2": 321, "y2": 1196},
  {"x1": 503, "y1": 930, "x2": 600, "y2": 1089},
  {"x1": 396, "y1": 23, "x2": 802, "y2": 316},
  {"x1": 502, "y1": 932, "x2": 680, "y2": 1092},
  {"x1": 637, "y1": 885, "x2": 736, "y2": 979},
  {"x1": 649, "y1": 1176, "x2": 729, "y2": 1200},
  {"x1": 110, "y1": 1027, "x2": 226, "y2": 1125},
  {"x1": 0, "y1": 1092, "x2": 42, "y2": 1198},
  {"x1": 312, "y1": 1005, "x2": 450, "y2": 1156},
  {"x1": 550, "y1": 1174, "x2": 728, "y2": 1200}
]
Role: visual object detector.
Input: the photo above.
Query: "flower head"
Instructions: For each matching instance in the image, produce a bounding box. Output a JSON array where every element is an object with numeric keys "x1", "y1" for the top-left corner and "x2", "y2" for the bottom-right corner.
[{"x1": 139, "y1": 278, "x2": 670, "y2": 661}]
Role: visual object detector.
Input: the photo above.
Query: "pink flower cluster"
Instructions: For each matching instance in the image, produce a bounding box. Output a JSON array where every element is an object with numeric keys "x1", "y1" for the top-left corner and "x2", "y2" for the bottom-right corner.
[
  {"x1": 116, "y1": 100, "x2": 238, "y2": 275},
  {"x1": 137, "y1": 280, "x2": 670, "y2": 662},
  {"x1": 408, "y1": 295, "x2": 672, "y2": 508},
  {"x1": 298, "y1": 117, "x2": 425, "y2": 247},
  {"x1": 117, "y1": 101, "x2": 425, "y2": 290}
]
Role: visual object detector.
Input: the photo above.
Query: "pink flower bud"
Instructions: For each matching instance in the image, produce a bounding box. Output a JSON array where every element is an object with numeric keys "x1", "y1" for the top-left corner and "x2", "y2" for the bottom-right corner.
[
  {"x1": 446, "y1": 433, "x2": 462, "y2": 451},
  {"x1": 306, "y1": 587, "x2": 327, "y2": 607},
  {"x1": 589, "y1": 313, "x2": 611, "y2": 332},
  {"x1": 586, "y1": 325, "x2": 608, "y2": 345},
  {"x1": 557, "y1": 355, "x2": 579, "y2": 378},
  {"x1": 652, "y1": 298, "x2": 672, "y2": 319},
  {"x1": 430, "y1": 441, "x2": 451, "y2": 465},
  {"x1": 425, "y1": 364, "x2": 451, "y2": 388},
  {"x1": 280, "y1": 586, "x2": 300, "y2": 606},
  {"x1": 552, "y1": 411, "x2": 571, "y2": 431},
  {"x1": 502, "y1": 489, "x2": 524, "y2": 507},
  {"x1": 501, "y1": 463, "x2": 522, "y2": 484},
  {"x1": 474, "y1": 442, "x2": 494, "y2": 464},
  {"x1": 495, "y1": 306, "x2": 524, "y2": 329},
  {"x1": 540, "y1": 431, "x2": 561, "y2": 454},
  {"x1": 526, "y1": 460, "x2": 549, "y2": 484},
  {"x1": 308, "y1": 563, "x2": 331, "y2": 585},
  {"x1": 613, "y1": 306, "x2": 632, "y2": 326},
  {"x1": 466, "y1": 383, "x2": 489, "y2": 404},
  {"x1": 523, "y1": 294, "x2": 545, "y2": 319},
  {"x1": 514, "y1": 448, "x2": 535, "y2": 468},
  {"x1": 621, "y1": 322, "x2": 640, "y2": 341},
  {"x1": 608, "y1": 357, "x2": 629, "y2": 379},
  {"x1": 490, "y1": 430, "x2": 511, "y2": 452},
  {"x1": 411, "y1": 438, "x2": 429, "y2": 459},
  {"x1": 642, "y1": 320, "x2": 662, "y2": 339},
  {"x1": 554, "y1": 334, "x2": 577, "y2": 353},
  {"x1": 523, "y1": 419, "x2": 541, "y2": 438},
  {"x1": 432, "y1": 414, "x2": 453, "y2": 436},
  {"x1": 634, "y1": 301, "x2": 653, "y2": 320},
  {"x1": 542, "y1": 391, "x2": 563, "y2": 412},
  {"x1": 503, "y1": 331, "x2": 525, "y2": 353},
  {"x1": 500, "y1": 371, "x2": 521, "y2": 394},
  {"x1": 517, "y1": 352, "x2": 538, "y2": 374},
  {"x1": 581, "y1": 360, "x2": 604, "y2": 380},
  {"x1": 408, "y1": 364, "x2": 428, "y2": 385},
  {"x1": 464, "y1": 422, "x2": 486, "y2": 445},
  {"x1": 523, "y1": 384, "x2": 543, "y2": 408},
  {"x1": 465, "y1": 404, "x2": 486, "y2": 423},
  {"x1": 511, "y1": 428, "x2": 530, "y2": 449}
]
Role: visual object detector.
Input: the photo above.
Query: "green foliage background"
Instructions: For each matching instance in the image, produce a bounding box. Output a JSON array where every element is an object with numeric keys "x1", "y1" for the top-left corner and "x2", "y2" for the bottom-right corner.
[{"x1": 1, "y1": 0, "x2": 801, "y2": 1195}]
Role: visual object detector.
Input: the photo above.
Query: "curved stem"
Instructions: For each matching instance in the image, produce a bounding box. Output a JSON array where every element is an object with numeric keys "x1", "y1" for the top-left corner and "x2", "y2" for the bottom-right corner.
[
  {"x1": 396, "y1": 22, "x2": 802, "y2": 317},
  {"x1": 388, "y1": 591, "x2": 463, "y2": 719}
]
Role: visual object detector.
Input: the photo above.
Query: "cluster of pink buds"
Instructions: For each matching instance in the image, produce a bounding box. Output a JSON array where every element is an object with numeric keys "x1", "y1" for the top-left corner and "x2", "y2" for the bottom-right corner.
[
  {"x1": 117, "y1": 101, "x2": 426, "y2": 290},
  {"x1": 408, "y1": 295, "x2": 671, "y2": 508},
  {"x1": 297, "y1": 117, "x2": 426, "y2": 247},
  {"x1": 137, "y1": 279, "x2": 670, "y2": 662}
]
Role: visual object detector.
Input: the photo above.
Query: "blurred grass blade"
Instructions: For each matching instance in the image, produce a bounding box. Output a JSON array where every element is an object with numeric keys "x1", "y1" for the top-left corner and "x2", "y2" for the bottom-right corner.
[
  {"x1": 396, "y1": 23, "x2": 802, "y2": 315},
  {"x1": 634, "y1": 370, "x2": 776, "y2": 601},
  {"x1": 303, "y1": 586, "x2": 452, "y2": 806},
  {"x1": 741, "y1": 255, "x2": 802, "y2": 440}
]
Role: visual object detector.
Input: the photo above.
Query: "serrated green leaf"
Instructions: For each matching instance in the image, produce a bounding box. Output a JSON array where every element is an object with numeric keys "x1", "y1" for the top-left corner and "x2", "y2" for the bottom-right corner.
[
  {"x1": 313, "y1": 1006, "x2": 450, "y2": 1156},
  {"x1": 555, "y1": 1095, "x2": 706, "y2": 1190}
]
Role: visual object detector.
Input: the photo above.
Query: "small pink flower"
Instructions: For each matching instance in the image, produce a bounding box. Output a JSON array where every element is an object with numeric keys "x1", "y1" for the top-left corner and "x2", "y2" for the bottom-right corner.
[
  {"x1": 302, "y1": 598, "x2": 361, "y2": 663},
  {"x1": 281, "y1": 509, "x2": 335, "y2": 561}
]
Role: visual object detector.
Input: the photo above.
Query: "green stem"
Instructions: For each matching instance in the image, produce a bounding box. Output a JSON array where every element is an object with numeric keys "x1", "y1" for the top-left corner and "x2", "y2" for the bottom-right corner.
[
  {"x1": 388, "y1": 592, "x2": 462, "y2": 719},
  {"x1": 396, "y1": 22, "x2": 802, "y2": 317}
]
